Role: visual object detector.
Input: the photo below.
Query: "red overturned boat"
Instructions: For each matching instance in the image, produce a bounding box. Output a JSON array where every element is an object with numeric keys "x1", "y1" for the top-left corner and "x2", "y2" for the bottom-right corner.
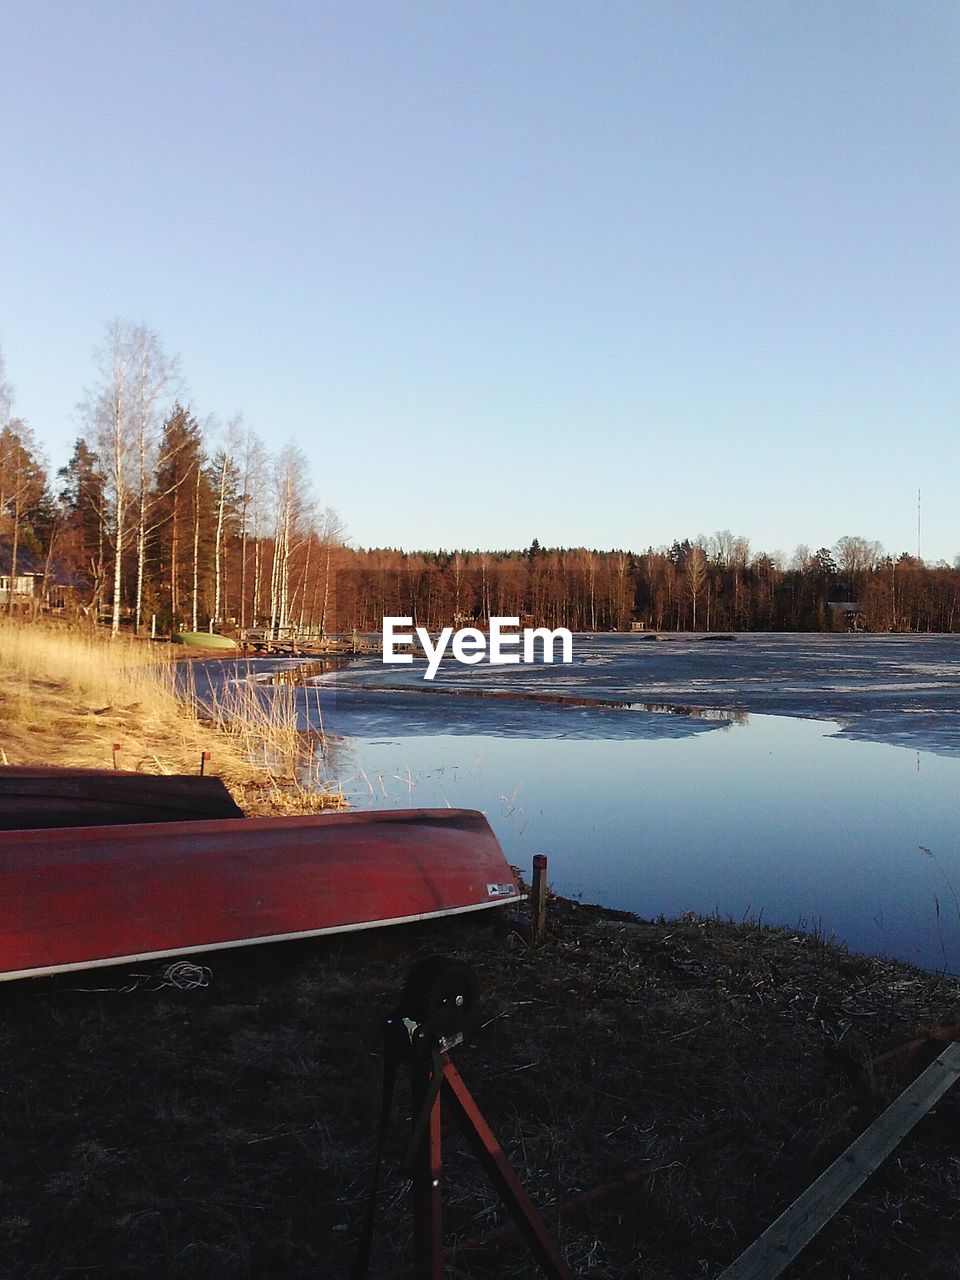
[{"x1": 0, "y1": 771, "x2": 521, "y2": 982}]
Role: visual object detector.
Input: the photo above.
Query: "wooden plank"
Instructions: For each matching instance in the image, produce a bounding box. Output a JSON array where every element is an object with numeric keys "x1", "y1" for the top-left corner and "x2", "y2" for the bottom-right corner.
[{"x1": 719, "y1": 1041, "x2": 960, "y2": 1280}]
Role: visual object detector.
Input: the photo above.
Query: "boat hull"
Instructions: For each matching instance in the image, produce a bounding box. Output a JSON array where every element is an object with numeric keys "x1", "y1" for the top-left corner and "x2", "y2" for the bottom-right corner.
[
  {"x1": 172, "y1": 631, "x2": 238, "y2": 649},
  {"x1": 0, "y1": 767, "x2": 244, "y2": 830},
  {"x1": 0, "y1": 808, "x2": 520, "y2": 981}
]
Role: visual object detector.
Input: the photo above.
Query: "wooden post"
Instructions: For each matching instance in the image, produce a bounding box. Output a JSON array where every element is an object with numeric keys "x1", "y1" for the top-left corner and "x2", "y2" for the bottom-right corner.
[
  {"x1": 112, "y1": 743, "x2": 121, "y2": 771},
  {"x1": 199, "y1": 750, "x2": 211, "y2": 776},
  {"x1": 531, "y1": 855, "x2": 548, "y2": 943}
]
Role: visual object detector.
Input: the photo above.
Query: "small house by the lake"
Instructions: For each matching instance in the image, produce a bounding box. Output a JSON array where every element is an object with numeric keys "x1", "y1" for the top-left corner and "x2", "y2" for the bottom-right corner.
[
  {"x1": 0, "y1": 541, "x2": 79, "y2": 612},
  {"x1": 828, "y1": 601, "x2": 865, "y2": 631}
]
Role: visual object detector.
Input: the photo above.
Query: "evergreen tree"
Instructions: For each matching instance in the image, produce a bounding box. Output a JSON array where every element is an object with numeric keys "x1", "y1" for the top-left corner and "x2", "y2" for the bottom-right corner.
[
  {"x1": 0, "y1": 420, "x2": 49, "y2": 610},
  {"x1": 150, "y1": 405, "x2": 214, "y2": 632},
  {"x1": 58, "y1": 438, "x2": 107, "y2": 610}
]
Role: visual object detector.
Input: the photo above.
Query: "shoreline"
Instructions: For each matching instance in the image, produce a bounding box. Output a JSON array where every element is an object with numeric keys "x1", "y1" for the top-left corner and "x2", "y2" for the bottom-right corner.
[{"x1": 2, "y1": 623, "x2": 960, "y2": 1274}]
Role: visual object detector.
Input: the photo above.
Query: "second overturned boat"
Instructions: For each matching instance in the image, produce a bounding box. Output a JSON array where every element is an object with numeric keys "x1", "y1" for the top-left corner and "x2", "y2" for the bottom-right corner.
[
  {"x1": 172, "y1": 631, "x2": 238, "y2": 650},
  {"x1": 0, "y1": 766, "x2": 245, "y2": 830}
]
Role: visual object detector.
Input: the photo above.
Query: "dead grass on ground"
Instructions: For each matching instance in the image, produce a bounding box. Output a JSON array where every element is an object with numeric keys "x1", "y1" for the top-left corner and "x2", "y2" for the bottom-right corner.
[
  {"x1": 1, "y1": 895, "x2": 959, "y2": 1279},
  {"x1": 0, "y1": 620, "x2": 344, "y2": 810}
]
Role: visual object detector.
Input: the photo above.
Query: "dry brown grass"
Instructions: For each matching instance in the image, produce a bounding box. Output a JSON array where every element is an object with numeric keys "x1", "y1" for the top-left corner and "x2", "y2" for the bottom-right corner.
[
  {"x1": 0, "y1": 619, "x2": 345, "y2": 809},
  {"x1": 1, "y1": 898, "x2": 960, "y2": 1278},
  {"x1": 0, "y1": 618, "x2": 198, "y2": 771}
]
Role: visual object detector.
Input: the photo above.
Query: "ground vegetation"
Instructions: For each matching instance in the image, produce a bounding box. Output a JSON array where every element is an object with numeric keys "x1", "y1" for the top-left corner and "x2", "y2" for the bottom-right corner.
[
  {"x1": 0, "y1": 619, "x2": 342, "y2": 813},
  {"x1": 1, "y1": 899, "x2": 960, "y2": 1278}
]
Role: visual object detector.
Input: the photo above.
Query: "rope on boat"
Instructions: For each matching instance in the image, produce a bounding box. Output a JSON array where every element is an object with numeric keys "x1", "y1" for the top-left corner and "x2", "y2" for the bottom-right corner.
[
  {"x1": 156, "y1": 961, "x2": 212, "y2": 990},
  {"x1": 68, "y1": 960, "x2": 213, "y2": 994}
]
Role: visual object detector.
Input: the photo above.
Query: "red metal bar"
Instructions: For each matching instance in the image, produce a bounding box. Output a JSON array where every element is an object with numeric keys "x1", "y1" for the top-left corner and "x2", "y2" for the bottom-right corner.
[
  {"x1": 411, "y1": 1061, "x2": 444, "y2": 1278},
  {"x1": 440, "y1": 1059, "x2": 575, "y2": 1280},
  {"x1": 871, "y1": 1019, "x2": 960, "y2": 1076},
  {"x1": 452, "y1": 1125, "x2": 735, "y2": 1258}
]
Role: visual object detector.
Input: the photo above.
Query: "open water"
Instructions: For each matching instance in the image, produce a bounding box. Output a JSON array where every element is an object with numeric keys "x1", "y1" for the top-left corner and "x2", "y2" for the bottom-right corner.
[{"x1": 208, "y1": 633, "x2": 960, "y2": 973}]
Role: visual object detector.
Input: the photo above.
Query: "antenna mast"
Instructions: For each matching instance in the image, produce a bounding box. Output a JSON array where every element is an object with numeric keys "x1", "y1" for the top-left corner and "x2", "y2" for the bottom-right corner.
[{"x1": 917, "y1": 489, "x2": 922, "y2": 562}]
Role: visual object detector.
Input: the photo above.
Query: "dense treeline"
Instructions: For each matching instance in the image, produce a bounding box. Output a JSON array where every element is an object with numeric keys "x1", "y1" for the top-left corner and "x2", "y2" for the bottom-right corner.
[
  {"x1": 2, "y1": 328, "x2": 959, "y2": 635},
  {"x1": 325, "y1": 538, "x2": 960, "y2": 634}
]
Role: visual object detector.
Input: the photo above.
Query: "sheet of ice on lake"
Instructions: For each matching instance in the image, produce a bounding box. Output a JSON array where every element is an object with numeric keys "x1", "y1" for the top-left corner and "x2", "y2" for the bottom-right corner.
[
  {"x1": 306, "y1": 633, "x2": 960, "y2": 756},
  {"x1": 299, "y1": 684, "x2": 728, "y2": 741}
]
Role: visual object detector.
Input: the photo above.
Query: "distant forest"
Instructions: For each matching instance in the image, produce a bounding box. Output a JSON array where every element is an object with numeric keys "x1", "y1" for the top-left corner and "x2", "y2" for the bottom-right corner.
[
  {"x1": 334, "y1": 538, "x2": 960, "y2": 635},
  {"x1": 2, "y1": 327, "x2": 959, "y2": 635}
]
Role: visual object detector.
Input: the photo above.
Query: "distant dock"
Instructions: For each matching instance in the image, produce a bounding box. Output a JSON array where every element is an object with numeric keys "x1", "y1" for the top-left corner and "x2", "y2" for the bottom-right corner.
[{"x1": 237, "y1": 628, "x2": 383, "y2": 657}]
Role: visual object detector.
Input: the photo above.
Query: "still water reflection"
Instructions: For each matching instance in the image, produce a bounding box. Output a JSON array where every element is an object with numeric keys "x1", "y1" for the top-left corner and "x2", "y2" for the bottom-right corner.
[
  {"x1": 312, "y1": 703, "x2": 960, "y2": 975},
  {"x1": 200, "y1": 653, "x2": 960, "y2": 974}
]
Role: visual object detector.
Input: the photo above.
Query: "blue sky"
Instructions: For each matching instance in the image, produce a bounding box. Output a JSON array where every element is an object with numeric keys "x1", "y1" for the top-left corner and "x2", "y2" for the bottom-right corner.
[{"x1": 1, "y1": 1, "x2": 957, "y2": 560}]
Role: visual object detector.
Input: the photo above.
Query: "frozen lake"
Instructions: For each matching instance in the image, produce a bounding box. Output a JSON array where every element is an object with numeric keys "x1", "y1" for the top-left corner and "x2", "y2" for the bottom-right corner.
[{"x1": 214, "y1": 634, "x2": 960, "y2": 973}]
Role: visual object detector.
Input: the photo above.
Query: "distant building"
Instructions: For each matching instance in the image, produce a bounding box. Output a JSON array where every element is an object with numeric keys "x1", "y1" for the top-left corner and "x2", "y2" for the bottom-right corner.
[
  {"x1": 0, "y1": 539, "x2": 44, "y2": 606},
  {"x1": 0, "y1": 540, "x2": 80, "y2": 611},
  {"x1": 0, "y1": 571, "x2": 41, "y2": 603},
  {"x1": 828, "y1": 601, "x2": 865, "y2": 631}
]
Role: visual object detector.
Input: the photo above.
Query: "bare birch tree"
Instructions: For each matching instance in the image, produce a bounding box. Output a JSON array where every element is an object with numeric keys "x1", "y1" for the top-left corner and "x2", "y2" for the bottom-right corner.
[
  {"x1": 269, "y1": 445, "x2": 309, "y2": 634},
  {"x1": 317, "y1": 505, "x2": 346, "y2": 635},
  {"x1": 86, "y1": 321, "x2": 134, "y2": 636},
  {"x1": 209, "y1": 415, "x2": 241, "y2": 628},
  {"x1": 81, "y1": 321, "x2": 180, "y2": 635},
  {"x1": 236, "y1": 429, "x2": 266, "y2": 629},
  {"x1": 834, "y1": 535, "x2": 884, "y2": 590},
  {"x1": 687, "y1": 544, "x2": 708, "y2": 629},
  {"x1": 239, "y1": 433, "x2": 271, "y2": 628},
  {"x1": 130, "y1": 324, "x2": 179, "y2": 632}
]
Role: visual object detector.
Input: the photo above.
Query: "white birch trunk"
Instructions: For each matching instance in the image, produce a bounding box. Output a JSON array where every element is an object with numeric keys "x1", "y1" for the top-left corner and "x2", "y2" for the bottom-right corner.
[
  {"x1": 213, "y1": 450, "x2": 229, "y2": 626},
  {"x1": 109, "y1": 349, "x2": 127, "y2": 638},
  {"x1": 192, "y1": 463, "x2": 201, "y2": 632}
]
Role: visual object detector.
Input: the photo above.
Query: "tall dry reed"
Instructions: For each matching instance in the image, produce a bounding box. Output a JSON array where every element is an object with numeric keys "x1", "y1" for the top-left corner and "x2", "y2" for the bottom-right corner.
[
  {"x1": 177, "y1": 661, "x2": 302, "y2": 772},
  {"x1": 0, "y1": 616, "x2": 179, "y2": 708},
  {"x1": 0, "y1": 620, "x2": 344, "y2": 809}
]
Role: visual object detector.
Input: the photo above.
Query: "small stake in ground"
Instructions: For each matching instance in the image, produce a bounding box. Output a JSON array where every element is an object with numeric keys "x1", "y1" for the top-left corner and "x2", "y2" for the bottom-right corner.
[
  {"x1": 199, "y1": 750, "x2": 210, "y2": 776},
  {"x1": 112, "y1": 743, "x2": 121, "y2": 771},
  {"x1": 531, "y1": 853, "x2": 548, "y2": 942}
]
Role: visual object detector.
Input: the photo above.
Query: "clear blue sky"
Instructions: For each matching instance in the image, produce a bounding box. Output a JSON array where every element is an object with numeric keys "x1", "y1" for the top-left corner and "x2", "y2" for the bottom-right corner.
[{"x1": 2, "y1": 1, "x2": 957, "y2": 561}]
